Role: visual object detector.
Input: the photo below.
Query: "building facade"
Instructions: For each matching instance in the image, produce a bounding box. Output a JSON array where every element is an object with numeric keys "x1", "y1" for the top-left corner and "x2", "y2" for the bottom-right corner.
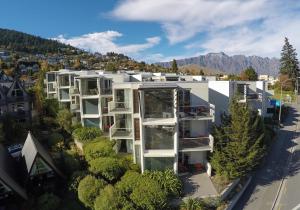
[{"x1": 45, "y1": 70, "x2": 273, "y2": 175}]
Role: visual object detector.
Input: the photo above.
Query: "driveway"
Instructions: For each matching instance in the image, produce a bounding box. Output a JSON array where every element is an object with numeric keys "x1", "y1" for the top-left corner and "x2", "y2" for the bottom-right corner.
[{"x1": 181, "y1": 172, "x2": 218, "y2": 199}]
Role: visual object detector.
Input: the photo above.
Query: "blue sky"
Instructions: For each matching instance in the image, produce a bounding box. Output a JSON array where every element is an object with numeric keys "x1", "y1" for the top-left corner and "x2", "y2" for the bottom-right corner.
[{"x1": 1, "y1": 0, "x2": 300, "y2": 62}]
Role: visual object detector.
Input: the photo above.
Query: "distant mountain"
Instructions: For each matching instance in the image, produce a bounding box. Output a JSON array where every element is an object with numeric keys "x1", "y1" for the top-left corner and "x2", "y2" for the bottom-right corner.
[
  {"x1": 0, "y1": 28, "x2": 77, "y2": 54},
  {"x1": 157, "y1": 52, "x2": 280, "y2": 76}
]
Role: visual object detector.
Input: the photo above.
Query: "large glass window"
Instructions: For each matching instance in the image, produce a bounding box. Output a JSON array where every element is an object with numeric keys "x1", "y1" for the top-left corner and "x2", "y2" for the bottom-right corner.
[
  {"x1": 82, "y1": 79, "x2": 98, "y2": 95},
  {"x1": 83, "y1": 99, "x2": 99, "y2": 114},
  {"x1": 145, "y1": 157, "x2": 174, "y2": 171},
  {"x1": 59, "y1": 75, "x2": 69, "y2": 86},
  {"x1": 145, "y1": 125, "x2": 174, "y2": 150},
  {"x1": 59, "y1": 89, "x2": 69, "y2": 100},
  {"x1": 47, "y1": 73, "x2": 56, "y2": 82},
  {"x1": 144, "y1": 89, "x2": 174, "y2": 118}
]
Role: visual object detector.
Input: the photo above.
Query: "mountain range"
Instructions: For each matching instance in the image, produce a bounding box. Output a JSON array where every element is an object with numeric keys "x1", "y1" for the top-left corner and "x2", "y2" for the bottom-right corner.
[{"x1": 157, "y1": 52, "x2": 280, "y2": 76}]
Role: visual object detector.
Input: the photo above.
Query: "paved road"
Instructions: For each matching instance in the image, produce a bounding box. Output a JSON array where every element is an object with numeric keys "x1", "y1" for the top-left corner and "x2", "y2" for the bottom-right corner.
[{"x1": 234, "y1": 104, "x2": 300, "y2": 210}]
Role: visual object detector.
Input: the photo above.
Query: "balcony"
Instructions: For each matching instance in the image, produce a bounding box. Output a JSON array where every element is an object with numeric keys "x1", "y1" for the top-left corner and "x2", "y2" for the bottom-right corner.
[
  {"x1": 70, "y1": 87, "x2": 79, "y2": 95},
  {"x1": 179, "y1": 105, "x2": 214, "y2": 121},
  {"x1": 71, "y1": 103, "x2": 80, "y2": 111},
  {"x1": 108, "y1": 101, "x2": 131, "y2": 113},
  {"x1": 101, "y1": 88, "x2": 112, "y2": 95},
  {"x1": 110, "y1": 126, "x2": 133, "y2": 139},
  {"x1": 179, "y1": 134, "x2": 214, "y2": 152},
  {"x1": 82, "y1": 88, "x2": 99, "y2": 96}
]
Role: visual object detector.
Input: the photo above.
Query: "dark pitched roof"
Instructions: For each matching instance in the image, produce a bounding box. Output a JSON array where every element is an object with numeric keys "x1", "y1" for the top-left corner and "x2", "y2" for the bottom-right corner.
[
  {"x1": 21, "y1": 132, "x2": 64, "y2": 178},
  {"x1": 0, "y1": 145, "x2": 27, "y2": 200}
]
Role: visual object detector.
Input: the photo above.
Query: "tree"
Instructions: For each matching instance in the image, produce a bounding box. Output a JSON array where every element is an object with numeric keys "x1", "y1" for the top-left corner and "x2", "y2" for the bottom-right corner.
[
  {"x1": 210, "y1": 99, "x2": 265, "y2": 180},
  {"x1": 280, "y1": 37, "x2": 299, "y2": 82},
  {"x1": 171, "y1": 59, "x2": 178, "y2": 73},
  {"x1": 35, "y1": 61, "x2": 49, "y2": 112},
  {"x1": 83, "y1": 138, "x2": 116, "y2": 162},
  {"x1": 143, "y1": 169, "x2": 182, "y2": 197},
  {"x1": 199, "y1": 69, "x2": 204, "y2": 76},
  {"x1": 240, "y1": 66, "x2": 258, "y2": 81},
  {"x1": 94, "y1": 185, "x2": 135, "y2": 210},
  {"x1": 78, "y1": 175, "x2": 107, "y2": 209},
  {"x1": 130, "y1": 176, "x2": 168, "y2": 210},
  {"x1": 88, "y1": 157, "x2": 125, "y2": 182},
  {"x1": 56, "y1": 109, "x2": 73, "y2": 134},
  {"x1": 36, "y1": 193, "x2": 61, "y2": 210},
  {"x1": 73, "y1": 127, "x2": 102, "y2": 143},
  {"x1": 73, "y1": 59, "x2": 82, "y2": 70}
]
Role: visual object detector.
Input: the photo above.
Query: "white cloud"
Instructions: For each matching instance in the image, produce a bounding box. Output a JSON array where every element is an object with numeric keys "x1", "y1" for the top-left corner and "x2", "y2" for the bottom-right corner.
[
  {"x1": 53, "y1": 31, "x2": 160, "y2": 55},
  {"x1": 110, "y1": 0, "x2": 300, "y2": 58}
]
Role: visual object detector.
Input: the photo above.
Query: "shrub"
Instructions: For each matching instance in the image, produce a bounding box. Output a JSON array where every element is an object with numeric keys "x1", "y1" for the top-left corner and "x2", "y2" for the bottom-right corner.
[
  {"x1": 43, "y1": 98, "x2": 59, "y2": 117},
  {"x1": 180, "y1": 198, "x2": 205, "y2": 210},
  {"x1": 48, "y1": 132, "x2": 64, "y2": 152},
  {"x1": 130, "y1": 177, "x2": 167, "y2": 210},
  {"x1": 118, "y1": 154, "x2": 140, "y2": 172},
  {"x1": 73, "y1": 127, "x2": 102, "y2": 143},
  {"x1": 89, "y1": 157, "x2": 125, "y2": 182},
  {"x1": 69, "y1": 170, "x2": 89, "y2": 193},
  {"x1": 56, "y1": 109, "x2": 73, "y2": 133},
  {"x1": 94, "y1": 185, "x2": 135, "y2": 210},
  {"x1": 36, "y1": 193, "x2": 61, "y2": 210},
  {"x1": 78, "y1": 175, "x2": 107, "y2": 209},
  {"x1": 83, "y1": 138, "x2": 116, "y2": 162},
  {"x1": 115, "y1": 171, "x2": 142, "y2": 195},
  {"x1": 143, "y1": 169, "x2": 182, "y2": 197}
]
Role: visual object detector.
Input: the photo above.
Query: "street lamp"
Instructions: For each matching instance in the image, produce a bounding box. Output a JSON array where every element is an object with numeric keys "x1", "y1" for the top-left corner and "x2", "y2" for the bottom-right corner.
[{"x1": 278, "y1": 78, "x2": 295, "y2": 127}]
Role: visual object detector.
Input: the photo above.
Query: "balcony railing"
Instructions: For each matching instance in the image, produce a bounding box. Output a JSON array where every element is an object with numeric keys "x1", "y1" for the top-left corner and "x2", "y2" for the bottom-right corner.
[
  {"x1": 70, "y1": 87, "x2": 79, "y2": 95},
  {"x1": 82, "y1": 88, "x2": 99, "y2": 96},
  {"x1": 179, "y1": 134, "x2": 214, "y2": 151},
  {"x1": 101, "y1": 88, "x2": 112, "y2": 95},
  {"x1": 108, "y1": 101, "x2": 131, "y2": 112},
  {"x1": 179, "y1": 105, "x2": 214, "y2": 120},
  {"x1": 237, "y1": 93, "x2": 262, "y2": 102},
  {"x1": 71, "y1": 103, "x2": 80, "y2": 111},
  {"x1": 110, "y1": 126, "x2": 133, "y2": 138}
]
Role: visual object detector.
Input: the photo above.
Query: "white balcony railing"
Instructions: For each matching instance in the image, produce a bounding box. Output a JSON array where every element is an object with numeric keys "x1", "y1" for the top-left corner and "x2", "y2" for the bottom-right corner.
[
  {"x1": 110, "y1": 124, "x2": 133, "y2": 138},
  {"x1": 179, "y1": 134, "x2": 214, "y2": 152},
  {"x1": 179, "y1": 104, "x2": 214, "y2": 120},
  {"x1": 108, "y1": 101, "x2": 131, "y2": 112}
]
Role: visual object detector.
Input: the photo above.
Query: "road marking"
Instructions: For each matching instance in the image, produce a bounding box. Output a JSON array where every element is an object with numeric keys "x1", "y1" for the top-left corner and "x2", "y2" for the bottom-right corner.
[{"x1": 292, "y1": 203, "x2": 300, "y2": 210}]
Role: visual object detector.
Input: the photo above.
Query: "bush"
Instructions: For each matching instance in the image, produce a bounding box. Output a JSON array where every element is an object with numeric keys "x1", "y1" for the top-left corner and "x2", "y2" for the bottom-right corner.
[
  {"x1": 115, "y1": 171, "x2": 142, "y2": 195},
  {"x1": 94, "y1": 185, "x2": 135, "y2": 210},
  {"x1": 180, "y1": 198, "x2": 205, "y2": 210},
  {"x1": 48, "y1": 132, "x2": 64, "y2": 152},
  {"x1": 36, "y1": 193, "x2": 61, "y2": 210},
  {"x1": 130, "y1": 176, "x2": 168, "y2": 210},
  {"x1": 78, "y1": 175, "x2": 107, "y2": 209},
  {"x1": 143, "y1": 169, "x2": 182, "y2": 197},
  {"x1": 118, "y1": 154, "x2": 140, "y2": 172},
  {"x1": 89, "y1": 157, "x2": 125, "y2": 182},
  {"x1": 69, "y1": 170, "x2": 89, "y2": 193},
  {"x1": 83, "y1": 138, "x2": 116, "y2": 162},
  {"x1": 73, "y1": 127, "x2": 102, "y2": 143},
  {"x1": 43, "y1": 99, "x2": 59, "y2": 117}
]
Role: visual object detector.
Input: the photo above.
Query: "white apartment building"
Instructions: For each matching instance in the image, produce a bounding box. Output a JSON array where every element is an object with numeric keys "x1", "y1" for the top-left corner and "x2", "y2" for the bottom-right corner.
[{"x1": 45, "y1": 70, "x2": 273, "y2": 175}]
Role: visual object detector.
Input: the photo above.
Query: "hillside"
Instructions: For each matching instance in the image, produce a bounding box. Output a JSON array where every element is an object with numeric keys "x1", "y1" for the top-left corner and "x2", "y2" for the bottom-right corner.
[
  {"x1": 157, "y1": 52, "x2": 280, "y2": 76},
  {"x1": 179, "y1": 64, "x2": 224, "y2": 75},
  {"x1": 0, "y1": 28, "x2": 77, "y2": 54}
]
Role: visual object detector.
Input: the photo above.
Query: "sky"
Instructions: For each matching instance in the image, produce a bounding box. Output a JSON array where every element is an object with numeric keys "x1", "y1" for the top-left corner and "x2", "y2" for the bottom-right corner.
[{"x1": 1, "y1": 0, "x2": 300, "y2": 63}]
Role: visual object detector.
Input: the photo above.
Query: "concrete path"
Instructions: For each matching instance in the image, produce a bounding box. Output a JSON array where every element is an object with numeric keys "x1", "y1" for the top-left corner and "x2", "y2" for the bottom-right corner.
[
  {"x1": 234, "y1": 105, "x2": 300, "y2": 210},
  {"x1": 181, "y1": 172, "x2": 218, "y2": 199}
]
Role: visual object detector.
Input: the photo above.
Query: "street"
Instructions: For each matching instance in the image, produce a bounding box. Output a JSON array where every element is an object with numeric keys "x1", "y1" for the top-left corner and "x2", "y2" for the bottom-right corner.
[{"x1": 234, "y1": 104, "x2": 300, "y2": 210}]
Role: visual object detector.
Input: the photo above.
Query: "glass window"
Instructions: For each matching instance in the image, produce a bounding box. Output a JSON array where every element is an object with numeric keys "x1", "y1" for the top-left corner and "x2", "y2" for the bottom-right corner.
[
  {"x1": 144, "y1": 89, "x2": 174, "y2": 118},
  {"x1": 83, "y1": 118, "x2": 100, "y2": 127},
  {"x1": 83, "y1": 99, "x2": 99, "y2": 114},
  {"x1": 145, "y1": 157, "x2": 174, "y2": 171},
  {"x1": 145, "y1": 125, "x2": 174, "y2": 150}
]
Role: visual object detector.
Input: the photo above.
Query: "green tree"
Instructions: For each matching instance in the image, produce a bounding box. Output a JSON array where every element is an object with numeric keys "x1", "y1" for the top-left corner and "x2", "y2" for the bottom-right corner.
[
  {"x1": 83, "y1": 138, "x2": 116, "y2": 162},
  {"x1": 106, "y1": 62, "x2": 117, "y2": 72},
  {"x1": 36, "y1": 193, "x2": 61, "y2": 210},
  {"x1": 78, "y1": 175, "x2": 107, "y2": 209},
  {"x1": 280, "y1": 37, "x2": 299, "y2": 82},
  {"x1": 94, "y1": 185, "x2": 135, "y2": 210},
  {"x1": 56, "y1": 108, "x2": 73, "y2": 134},
  {"x1": 143, "y1": 169, "x2": 182, "y2": 197},
  {"x1": 35, "y1": 61, "x2": 48, "y2": 113},
  {"x1": 211, "y1": 99, "x2": 265, "y2": 180},
  {"x1": 89, "y1": 157, "x2": 125, "y2": 182},
  {"x1": 73, "y1": 127, "x2": 102, "y2": 143},
  {"x1": 130, "y1": 176, "x2": 168, "y2": 210},
  {"x1": 171, "y1": 59, "x2": 178, "y2": 73},
  {"x1": 240, "y1": 66, "x2": 258, "y2": 81}
]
